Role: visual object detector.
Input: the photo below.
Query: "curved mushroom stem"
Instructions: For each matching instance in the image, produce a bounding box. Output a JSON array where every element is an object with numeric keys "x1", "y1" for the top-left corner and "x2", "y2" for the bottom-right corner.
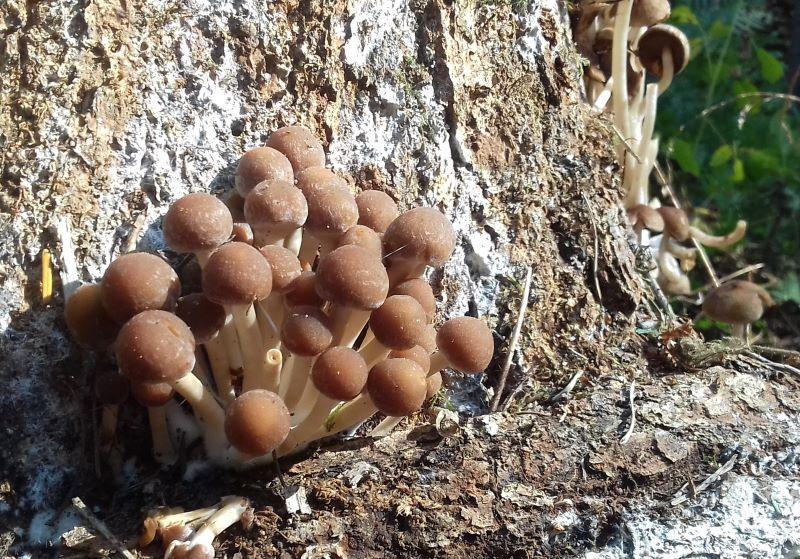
[
  {"x1": 657, "y1": 234, "x2": 686, "y2": 286},
  {"x1": 357, "y1": 338, "x2": 391, "y2": 368},
  {"x1": 329, "y1": 306, "x2": 372, "y2": 347},
  {"x1": 147, "y1": 405, "x2": 177, "y2": 465},
  {"x1": 171, "y1": 373, "x2": 227, "y2": 459},
  {"x1": 369, "y1": 416, "x2": 405, "y2": 438},
  {"x1": 658, "y1": 48, "x2": 675, "y2": 96},
  {"x1": 279, "y1": 355, "x2": 314, "y2": 409},
  {"x1": 664, "y1": 237, "x2": 697, "y2": 261},
  {"x1": 689, "y1": 221, "x2": 747, "y2": 248},
  {"x1": 428, "y1": 351, "x2": 450, "y2": 377},
  {"x1": 204, "y1": 336, "x2": 235, "y2": 403},
  {"x1": 278, "y1": 395, "x2": 339, "y2": 456},
  {"x1": 611, "y1": 0, "x2": 633, "y2": 141},
  {"x1": 166, "y1": 497, "x2": 250, "y2": 559},
  {"x1": 284, "y1": 227, "x2": 303, "y2": 256},
  {"x1": 625, "y1": 83, "x2": 659, "y2": 208},
  {"x1": 289, "y1": 379, "x2": 320, "y2": 427}
]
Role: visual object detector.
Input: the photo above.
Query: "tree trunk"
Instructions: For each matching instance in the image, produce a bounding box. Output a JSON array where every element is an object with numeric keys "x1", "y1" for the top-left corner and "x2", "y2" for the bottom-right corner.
[{"x1": 1, "y1": 1, "x2": 798, "y2": 557}]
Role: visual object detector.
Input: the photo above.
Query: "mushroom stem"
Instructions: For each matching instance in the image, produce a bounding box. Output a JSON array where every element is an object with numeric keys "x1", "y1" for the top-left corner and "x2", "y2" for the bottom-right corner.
[
  {"x1": 171, "y1": 373, "x2": 227, "y2": 454},
  {"x1": 148, "y1": 405, "x2": 177, "y2": 465},
  {"x1": 98, "y1": 405, "x2": 120, "y2": 447},
  {"x1": 592, "y1": 77, "x2": 614, "y2": 111},
  {"x1": 665, "y1": 238, "x2": 697, "y2": 260},
  {"x1": 255, "y1": 297, "x2": 284, "y2": 348},
  {"x1": 279, "y1": 355, "x2": 314, "y2": 409},
  {"x1": 278, "y1": 395, "x2": 339, "y2": 456},
  {"x1": 657, "y1": 240, "x2": 688, "y2": 286},
  {"x1": 165, "y1": 399, "x2": 202, "y2": 447},
  {"x1": 219, "y1": 320, "x2": 244, "y2": 372},
  {"x1": 657, "y1": 48, "x2": 675, "y2": 95},
  {"x1": 166, "y1": 497, "x2": 250, "y2": 559},
  {"x1": 357, "y1": 338, "x2": 391, "y2": 368},
  {"x1": 230, "y1": 305, "x2": 276, "y2": 392},
  {"x1": 732, "y1": 323, "x2": 746, "y2": 339},
  {"x1": 689, "y1": 221, "x2": 747, "y2": 248},
  {"x1": 204, "y1": 336, "x2": 235, "y2": 403},
  {"x1": 298, "y1": 234, "x2": 320, "y2": 266},
  {"x1": 284, "y1": 227, "x2": 303, "y2": 256},
  {"x1": 329, "y1": 306, "x2": 372, "y2": 347},
  {"x1": 192, "y1": 348, "x2": 213, "y2": 388},
  {"x1": 611, "y1": 0, "x2": 633, "y2": 140},
  {"x1": 428, "y1": 351, "x2": 450, "y2": 376},
  {"x1": 625, "y1": 83, "x2": 660, "y2": 208},
  {"x1": 368, "y1": 416, "x2": 404, "y2": 438},
  {"x1": 290, "y1": 380, "x2": 321, "y2": 426}
]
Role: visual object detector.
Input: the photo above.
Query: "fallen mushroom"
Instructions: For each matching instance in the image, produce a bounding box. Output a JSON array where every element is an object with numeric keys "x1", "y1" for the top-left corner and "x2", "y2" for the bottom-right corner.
[
  {"x1": 165, "y1": 496, "x2": 252, "y2": 559},
  {"x1": 702, "y1": 280, "x2": 774, "y2": 339}
]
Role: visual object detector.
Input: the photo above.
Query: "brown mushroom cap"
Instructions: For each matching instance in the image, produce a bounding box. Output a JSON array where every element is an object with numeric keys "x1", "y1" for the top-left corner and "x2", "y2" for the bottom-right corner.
[
  {"x1": 130, "y1": 381, "x2": 175, "y2": 407},
  {"x1": 101, "y1": 252, "x2": 181, "y2": 325},
  {"x1": 280, "y1": 306, "x2": 333, "y2": 356},
  {"x1": 175, "y1": 293, "x2": 226, "y2": 344},
  {"x1": 369, "y1": 295, "x2": 427, "y2": 350},
  {"x1": 265, "y1": 126, "x2": 326, "y2": 173},
  {"x1": 355, "y1": 190, "x2": 399, "y2": 234},
  {"x1": 425, "y1": 372, "x2": 443, "y2": 400},
  {"x1": 284, "y1": 271, "x2": 324, "y2": 308},
  {"x1": 94, "y1": 370, "x2": 130, "y2": 405},
  {"x1": 259, "y1": 245, "x2": 302, "y2": 293},
  {"x1": 630, "y1": 0, "x2": 671, "y2": 27},
  {"x1": 115, "y1": 310, "x2": 196, "y2": 384},
  {"x1": 315, "y1": 245, "x2": 389, "y2": 310},
  {"x1": 383, "y1": 207, "x2": 457, "y2": 269},
  {"x1": 702, "y1": 280, "x2": 774, "y2": 325},
  {"x1": 160, "y1": 525, "x2": 194, "y2": 552},
  {"x1": 436, "y1": 317, "x2": 494, "y2": 374},
  {"x1": 366, "y1": 358, "x2": 427, "y2": 416},
  {"x1": 163, "y1": 193, "x2": 233, "y2": 254},
  {"x1": 224, "y1": 191, "x2": 246, "y2": 222},
  {"x1": 202, "y1": 242, "x2": 272, "y2": 306},
  {"x1": 64, "y1": 283, "x2": 120, "y2": 350},
  {"x1": 657, "y1": 206, "x2": 690, "y2": 242},
  {"x1": 231, "y1": 222, "x2": 254, "y2": 245},
  {"x1": 390, "y1": 278, "x2": 436, "y2": 323},
  {"x1": 418, "y1": 324, "x2": 438, "y2": 354},
  {"x1": 627, "y1": 204, "x2": 665, "y2": 233},
  {"x1": 224, "y1": 389, "x2": 291, "y2": 456},
  {"x1": 311, "y1": 346, "x2": 369, "y2": 401},
  {"x1": 337, "y1": 225, "x2": 383, "y2": 257},
  {"x1": 296, "y1": 167, "x2": 358, "y2": 239},
  {"x1": 235, "y1": 147, "x2": 294, "y2": 197},
  {"x1": 389, "y1": 345, "x2": 431, "y2": 372},
  {"x1": 244, "y1": 180, "x2": 308, "y2": 239},
  {"x1": 638, "y1": 24, "x2": 690, "y2": 77}
]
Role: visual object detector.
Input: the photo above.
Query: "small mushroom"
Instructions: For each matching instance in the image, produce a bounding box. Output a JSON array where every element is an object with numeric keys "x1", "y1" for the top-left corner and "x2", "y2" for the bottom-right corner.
[
  {"x1": 638, "y1": 24, "x2": 690, "y2": 95},
  {"x1": 130, "y1": 380, "x2": 177, "y2": 464},
  {"x1": 279, "y1": 306, "x2": 333, "y2": 411},
  {"x1": 390, "y1": 278, "x2": 437, "y2": 323},
  {"x1": 224, "y1": 391, "x2": 290, "y2": 456},
  {"x1": 284, "y1": 270, "x2": 325, "y2": 308},
  {"x1": 702, "y1": 280, "x2": 773, "y2": 339},
  {"x1": 359, "y1": 295, "x2": 428, "y2": 367},
  {"x1": 256, "y1": 245, "x2": 303, "y2": 347},
  {"x1": 382, "y1": 207, "x2": 457, "y2": 285},
  {"x1": 64, "y1": 283, "x2": 120, "y2": 350},
  {"x1": 265, "y1": 125, "x2": 325, "y2": 173},
  {"x1": 355, "y1": 190, "x2": 399, "y2": 234},
  {"x1": 243, "y1": 180, "x2": 308, "y2": 249},
  {"x1": 367, "y1": 358, "x2": 428, "y2": 417},
  {"x1": 234, "y1": 147, "x2": 293, "y2": 197},
  {"x1": 629, "y1": 0, "x2": 670, "y2": 28},
  {"x1": 163, "y1": 193, "x2": 233, "y2": 265},
  {"x1": 337, "y1": 224, "x2": 383, "y2": 258},
  {"x1": 429, "y1": 317, "x2": 494, "y2": 376},
  {"x1": 389, "y1": 345, "x2": 431, "y2": 372},
  {"x1": 627, "y1": 203, "x2": 664, "y2": 243}
]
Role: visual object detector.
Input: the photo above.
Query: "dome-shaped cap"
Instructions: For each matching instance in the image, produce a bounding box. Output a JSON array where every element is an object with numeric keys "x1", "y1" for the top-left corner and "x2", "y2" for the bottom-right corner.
[
  {"x1": 64, "y1": 283, "x2": 120, "y2": 350},
  {"x1": 311, "y1": 346, "x2": 369, "y2": 401},
  {"x1": 436, "y1": 317, "x2": 494, "y2": 373},
  {"x1": 383, "y1": 207, "x2": 456, "y2": 268},
  {"x1": 425, "y1": 371, "x2": 443, "y2": 400},
  {"x1": 94, "y1": 370, "x2": 130, "y2": 405},
  {"x1": 390, "y1": 278, "x2": 436, "y2": 323},
  {"x1": 244, "y1": 180, "x2": 308, "y2": 240},
  {"x1": 418, "y1": 324, "x2": 437, "y2": 354},
  {"x1": 369, "y1": 295, "x2": 427, "y2": 350},
  {"x1": 316, "y1": 245, "x2": 389, "y2": 310},
  {"x1": 130, "y1": 381, "x2": 175, "y2": 407},
  {"x1": 630, "y1": 0, "x2": 670, "y2": 27},
  {"x1": 389, "y1": 345, "x2": 431, "y2": 372},
  {"x1": 296, "y1": 168, "x2": 358, "y2": 239},
  {"x1": 337, "y1": 225, "x2": 383, "y2": 258},
  {"x1": 235, "y1": 147, "x2": 294, "y2": 197},
  {"x1": 101, "y1": 252, "x2": 181, "y2": 325},
  {"x1": 202, "y1": 242, "x2": 272, "y2": 306},
  {"x1": 280, "y1": 306, "x2": 333, "y2": 356},
  {"x1": 115, "y1": 310, "x2": 196, "y2": 383},
  {"x1": 265, "y1": 126, "x2": 325, "y2": 173},
  {"x1": 163, "y1": 193, "x2": 233, "y2": 254},
  {"x1": 259, "y1": 245, "x2": 302, "y2": 293},
  {"x1": 627, "y1": 204, "x2": 665, "y2": 233},
  {"x1": 285, "y1": 271, "x2": 324, "y2": 308},
  {"x1": 638, "y1": 24, "x2": 690, "y2": 77},
  {"x1": 702, "y1": 280, "x2": 773, "y2": 325},
  {"x1": 657, "y1": 206, "x2": 690, "y2": 242},
  {"x1": 224, "y1": 389, "x2": 291, "y2": 456},
  {"x1": 355, "y1": 190, "x2": 399, "y2": 234},
  {"x1": 175, "y1": 293, "x2": 226, "y2": 344},
  {"x1": 367, "y1": 358, "x2": 427, "y2": 416}
]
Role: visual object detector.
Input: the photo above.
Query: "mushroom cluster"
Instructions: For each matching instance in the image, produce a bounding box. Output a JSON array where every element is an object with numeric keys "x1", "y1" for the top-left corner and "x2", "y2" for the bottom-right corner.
[
  {"x1": 574, "y1": 0, "x2": 747, "y2": 296},
  {"x1": 64, "y1": 125, "x2": 495, "y2": 473}
]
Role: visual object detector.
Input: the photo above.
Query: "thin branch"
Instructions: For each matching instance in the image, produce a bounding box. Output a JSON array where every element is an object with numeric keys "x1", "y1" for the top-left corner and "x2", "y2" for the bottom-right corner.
[
  {"x1": 620, "y1": 380, "x2": 636, "y2": 444},
  {"x1": 548, "y1": 369, "x2": 585, "y2": 403},
  {"x1": 71, "y1": 497, "x2": 136, "y2": 559},
  {"x1": 670, "y1": 453, "x2": 737, "y2": 506},
  {"x1": 582, "y1": 193, "x2": 604, "y2": 307}
]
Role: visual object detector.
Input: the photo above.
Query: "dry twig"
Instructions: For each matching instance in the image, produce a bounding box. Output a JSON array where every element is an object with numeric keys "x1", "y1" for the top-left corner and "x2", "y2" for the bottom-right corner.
[
  {"x1": 670, "y1": 453, "x2": 738, "y2": 506},
  {"x1": 71, "y1": 497, "x2": 135, "y2": 559},
  {"x1": 620, "y1": 380, "x2": 636, "y2": 444}
]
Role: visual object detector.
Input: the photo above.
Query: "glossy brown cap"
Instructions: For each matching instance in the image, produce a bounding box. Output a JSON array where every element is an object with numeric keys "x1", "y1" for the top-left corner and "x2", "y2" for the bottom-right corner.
[
  {"x1": 224, "y1": 389, "x2": 291, "y2": 456},
  {"x1": 130, "y1": 381, "x2": 175, "y2": 407},
  {"x1": 369, "y1": 295, "x2": 427, "y2": 350},
  {"x1": 101, "y1": 252, "x2": 181, "y2": 325},
  {"x1": 657, "y1": 206, "x2": 690, "y2": 242},
  {"x1": 366, "y1": 358, "x2": 427, "y2": 416},
  {"x1": 175, "y1": 293, "x2": 226, "y2": 343},
  {"x1": 390, "y1": 278, "x2": 436, "y2": 323},
  {"x1": 163, "y1": 193, "x2": 233, "y2": 254},
  {"x1": 281, "y1": 306, "x2": 333, "y2": 356},
  {"x1": 355, "y1": 190, "x2": 399, "y2": 234},
  {"x1": 311, "y1": 346, "x2": 369, "y2": 401},
  {"x1": 702, "y1": 280, "x2": 774, "y2": 325},
  {"x1": 337, "y1": 225, "x2": 383, "y2": 258},
  {"x1": 259, "y1": 245, "x2": 302, "y2": 293},
  {"x1": 284, "y1": 271, "x2": 324, "y2": 308},
  {"x1": 265, "y1": 126, "x2": 325, "y2": 173},
  {"x1": 235, "y1": 147, "x2": 293, "y2": 197},
  {"x1": 627, "y1": 204, "x2": 665, "y2": 233},
  {"x1": 418, "y1": 324, "x2": 438, "y2": 354},
  {"x1": 64, "y1": 283, "x2": 120, "y2": 350},
  {"x1": 436, "y1": 317, "x2": 494, "y2": 374},
  {"x1": 316, "y1": 245, "x2": 389, "y2": 310},
  {"x1": 202, "y1": 242, "x2": 272, "y2": 306},
  {"x1": 94, "y1": 370, "x2": 130, "y2": 405},
  {"x1": 244, "y1": 180, "x2": 308, "y2": 240},
  {"x1": 389, "y1": 345, "x2": 431, "y2": 372},
  {"x1": 638, "y1": 24, "x2": 690, "y2": 77},
  {"x1": 115, "y1": 310, "x2": 195, "y2": 383},
  {"x1": 630, "y1": 0, "x2": 670, "y2": 27},
  {"x1": 296, "y1": 167, "x2": 358, "y2": 239},
  {"x1": 425, "y1": 372, "x2": 443, "y2": 400},
  {"x1": 383, "y1": 207, "x2": 456, "y2": 268},
  {"x1": 231, "y1": 222, "x2": 254, "y2": 245}
]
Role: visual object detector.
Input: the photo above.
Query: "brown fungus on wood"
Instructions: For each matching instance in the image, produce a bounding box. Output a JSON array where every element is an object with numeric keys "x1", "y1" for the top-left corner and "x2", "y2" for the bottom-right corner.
[
  {"x1": 702, "y1": 280, "x2": 774, "y2": 339},
  {"x1": 265, "y1": 125, "x2": 326, "y2": 173},
  {"x1": 235, "y1": 147, "x2": 294, "y2": 197},
  {"x1": 430, "y1": 316, "x2": 494, "y2": 375},
  {"x1": 355, "y1": 190, "x2": 399, "y2": 234}
]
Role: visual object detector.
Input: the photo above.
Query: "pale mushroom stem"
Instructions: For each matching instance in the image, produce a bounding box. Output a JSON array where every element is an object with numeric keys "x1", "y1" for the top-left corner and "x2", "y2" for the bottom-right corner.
[
  {"x1": 148, "y1": 405, "x2": 177, "y2": 465},
  {"x1": 192, "y1": 348, "x2": 213, "y2": 388},
  {"x1": 303, "y1": 393, "x2": 378, "y2": 445},
  {"x1": 357, "y1": 338, "x2": 391, "y2": 368},
  {"x1": 165, "y1": 399, "x2": 202, "y2": 446},
  {"x1": 255, "y1": 296, "x2": 285, "y2": 348},
  {"x1": 278, "y1": 395, "x2": 339, "y2": 456},
  {"x1": 204, "y1": 336, "x2": 235, "y2": 403},
  {"x1": 166, "y1": 497, "x2": 250, "y2": 559},
  {"x1": 171, "y1": 373, "x2": 227, "y2": 457},
  {"x1": 665, "y1": 238, "x2": 697, "y2": 260},
  {"x1": 329, "y1": 306, "x2": 372, "y2": 347},
  {"x1": 298, "y1": 234, "x2": 320, "y2": 266},
  {"x1": 625, "y1": 83, "x2": 659, "y2": 208},
  {"x1": 98, "y1": 405, "x2": 120, "y2": 447},
  {"x1": 732, "y1": 323, "x2": 746, "y2": 340},
  {"x1": 284, "y1": 227, "x2": 303, "y2": 256},
  {"x1": 689, "y1": 221, "x2": 747, "y2": 248},
  {"x1": 592, "y1": 77, "x2": 614, "y2": 111},
  {"x1": 657, "y1": 240, "x2": 689, "y2": 287},
  {"x1": 612, "y1": 0, "x2": 633, "y2": 140},
  {"x1": 658, "y1": 48, "x2": 675, "y2": 96},
  {"x1": 369, "y1": 416, "x2": 404, "y2": 438},
  {"x1": 428, "y1": 351, "x2": 450, "y2": 376},
  {"x1": 290, "y1": 381, "x2": 321, "y2": 426},
  {"x1": 279, "y1": 356, "x2": 314, "y2": 409},
  {"x1": 230, "y1": 305, "x2": 275, "y2": 392}
]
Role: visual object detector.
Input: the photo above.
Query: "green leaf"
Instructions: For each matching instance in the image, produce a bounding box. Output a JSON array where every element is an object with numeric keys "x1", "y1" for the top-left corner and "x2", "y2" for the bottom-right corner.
[
  {"x1": 732, "y1": 158, "x2": 745, "y2": 182},
  {"x1": 708, "y1": 21, "x2": 730, "y2": 41},
  {"x1": 732, "y1": 80, "x2": 762, "y2": 112},
  {"x1": 743, "y1": 148, "x2": 780, "y2": 179},
  {"x1": 670, "y1": 6, "x2": 699, "y2": 26},
  {"x1": 756, "y1": 48, "x2": 784, "y2": 84},
  {"x1": 772, "y1": 273, "x2": 800, "y2": 304},
  {"x1": 669, "y1": 139, "x2": 701, "y2": 177},
  {"x1": 709, "y1": 145, "x2": 733, "y2": 167}
]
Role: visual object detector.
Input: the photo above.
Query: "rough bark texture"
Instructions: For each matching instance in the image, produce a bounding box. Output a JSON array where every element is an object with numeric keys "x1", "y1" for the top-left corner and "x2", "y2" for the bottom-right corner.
[{"x1": 0, "y1": 1, "x2": 798, "y2": 558}]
